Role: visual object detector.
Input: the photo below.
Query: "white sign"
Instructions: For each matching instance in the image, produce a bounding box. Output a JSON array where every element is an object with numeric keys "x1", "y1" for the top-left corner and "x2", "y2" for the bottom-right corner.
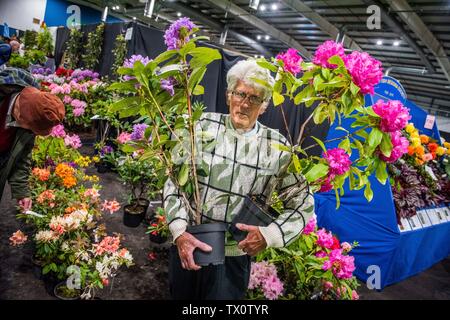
[
  {"x1": 443, "y1": 206, "x2": 450, "y2": 222},
  {"x1": 417, "y1": 210, "x2": 432, "y2": 228},
  {"x1": 125, "y1": 27, "x2": 133, "y2": 41},
  {"x1": 399, "y1": 218, "x2": 412, "y2": 232},
  {"x1": 424, "y1": 115, "x2": 435, "y2": 129},
  {"x1": 408, "y1": 215, "x2": 423, "y2": 230},
  {"x1": 427, "y1": 208, "x2": 441, "y2": 225},
  {"x1": 436, "y1": 207, "x2": 448, "y2": 224}
]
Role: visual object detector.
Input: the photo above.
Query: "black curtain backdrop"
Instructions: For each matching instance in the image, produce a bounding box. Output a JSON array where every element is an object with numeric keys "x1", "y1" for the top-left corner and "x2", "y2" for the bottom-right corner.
[{"x1": 54, "y1": 22, "x2": 329, "y2": 154}]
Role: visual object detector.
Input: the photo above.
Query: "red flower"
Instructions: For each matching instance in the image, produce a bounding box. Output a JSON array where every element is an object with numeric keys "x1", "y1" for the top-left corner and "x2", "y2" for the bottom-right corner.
[
  {"x1": 331, "y1": 236, "x2": 340, "y2": 250},
  {"x1": 147, "y1": 252, "x2": 157, "y2": 261},
  {"x1": 431, "y1": 152, "x2": 436, "y2": 160},
  {"x1": 428, "y1": 143, "x2": 438, "y2": 153}
]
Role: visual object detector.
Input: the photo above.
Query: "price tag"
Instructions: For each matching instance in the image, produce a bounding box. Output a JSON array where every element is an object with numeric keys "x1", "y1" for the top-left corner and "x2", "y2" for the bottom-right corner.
[
  {"x1": 417, "y1": 210, "x2": 432, "y2": 228},
  {"x1": 125, "y1": 27, "x2": 133, "y2": 41},
  {"x1": 427, "y1": 208, "x2": 441, "y2": 225},
  {"x1": 408, "y1": 215, "x2": 423, "y2": 230},
  {"x1": 399, "y1": 218, "x2": 412, "y2": 232},
  {"x1": 424, "y1": 115, "x2": 435, "y2": 129}
]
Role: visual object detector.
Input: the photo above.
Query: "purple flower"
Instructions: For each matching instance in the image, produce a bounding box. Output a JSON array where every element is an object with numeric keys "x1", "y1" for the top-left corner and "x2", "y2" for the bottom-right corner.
[
  {"x1": 123, "y1": 55, "x2": 151, "y2": 68},
  {"x1": 100, "y1": 145, "x2": 114, "y2": 157},
  {"x1": 68, "y1": 162, "x2": 78, "y2": 168},
  {"x1": 276, "y1": 48, "x2": 303, "y2": 75},
  {"x1": 50, "y1": 124, "x2": 66, "y2": 138},
  {"x1": 160, "y1": 77, "x2": 176, "y2": 96},
  {"x1": 44, "y1": 158, "x2": 55, "y2": 168},
  {"x1": 164, "y1": 17, "x2": 196, "y2": 50},
  {"x1": 130, "y1": 123, "x2": 149, "y2": 141}
]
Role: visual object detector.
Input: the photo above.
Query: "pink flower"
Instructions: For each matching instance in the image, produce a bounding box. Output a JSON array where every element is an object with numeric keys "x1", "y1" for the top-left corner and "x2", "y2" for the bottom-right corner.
[
  {"x1": 323, "y1": 281, "x2": 333, "y2": 291},
  {"x1": 302, "y1": 217, "x2": 317, "y2": 235},
  {"x1": 316, "y1": 228, "x2": 334, "y2": 249},
  {"x1": 101, "y1": 200, "x2": 121, "y2": 214},
  {"x1": 9, "y1": 230, "x2": 28, "y2": 246},
  {"x1": 64, "y1": 134, "x2": 82, "y2": 149},
  {"x1": 313, "y1": 40, "x2": 346, "y2": 69},
  {"x1": 352, "y1": 290, "x2": 359, "y2": 300},
  {"x1": 94, "y1": 236, "x2": 120, "y2": 256},
  {"x1": 102, "y1": 278, "x2": 109, "y2": 286},
  {"x1": 248, "y1": 261, "x2": 284, "y2": 299},
  {"x1": 323, "y1": 148, "x2": 351, "y2": 175},
  {"x1": 50, "y1": 124, "x2": 66, "y2": 138},
  {"x1": 70, "y1": 99, "x2": 87, "y2": 109},
  {"x1": 84, "y1": 188, "x2": 100, "y2": 201},
  {"x1": 324, "y1": 249, "x2": 356, "y2": 279},
  {"x1": 344, "y1": 51, "x2": 383, "y2": 95},
  {"x1": 63, "y1": 95, "x2": 73, "y2": 104},
  {"x1": 379, "y1": 131, "x2": 409, "y2": 163},
  {"x1": 341, "y1": 242, "x2": 352, "y2": 252},
  {"x1": 316, "y1": 250, "x2": 328, "y2": 258},
  {"x1": 422, "y1": 153, "x2": 433, "y2": 162},
  {"x1": 261, "y1": 274, "x2": 284, "y2": 300},
  {"x1": 73, "y1": 107, "x2": 85, "y2": 117},
  {"x1": 372, "y1": 100, "x2": 411, "y2": 132},
  {"x1": 276, "y1": 48, "x2": 303, "y2": 75},
  {"x1": 117, "y1": 132, "x2": 132, "y2": 144},
  {"x1": 147, "y1": 251, "x2": 157, "y2": 261}
]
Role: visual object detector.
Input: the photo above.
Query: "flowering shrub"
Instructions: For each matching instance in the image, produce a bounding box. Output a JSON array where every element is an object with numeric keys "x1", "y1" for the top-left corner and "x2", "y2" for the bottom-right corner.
[
  {"x1": 247, "y1": 261, "x2": 284, "y2": 300},
  {"x1": 146, "y1": 207, "x2": 170, "y2": 238},
  {"x1": 253, "y1": 217, "x2": 359, "y2": 300}
]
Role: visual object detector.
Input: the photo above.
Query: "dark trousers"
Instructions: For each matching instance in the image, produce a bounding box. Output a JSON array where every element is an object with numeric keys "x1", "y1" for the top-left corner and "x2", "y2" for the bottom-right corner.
[{"x1": 169, "y1": 246, "x2": 251, "y2": 300}]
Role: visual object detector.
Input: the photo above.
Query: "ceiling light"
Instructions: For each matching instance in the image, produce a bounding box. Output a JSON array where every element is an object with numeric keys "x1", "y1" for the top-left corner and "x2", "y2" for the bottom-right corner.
[
  {"x1": 257, "y1": 35, "x2": 262, "y2": 40},
  {"x1": 260, "y1": 4, "x2": 266, "y2": 11},
  {"x1": 393, "y1": 40, "x2": 400, "y2": 46},
  {"x1": 254, "y1": 54, "x2": 258, "y2": 58},
  {"x1": 271, "y1": 3, "x2": 278, "y2": 10},
  {"x1": 376, "y1": 40, "x2": 383, "y2": 45},
  {"x1": 177, "y1": 12, "x2": 182, "y2": 17},
  {"x1": 265, "y1": 35, "x2": 270, "y2": 40},
  {"x1": 133, "y1": 17, "x2": 137, "y2": 20}
]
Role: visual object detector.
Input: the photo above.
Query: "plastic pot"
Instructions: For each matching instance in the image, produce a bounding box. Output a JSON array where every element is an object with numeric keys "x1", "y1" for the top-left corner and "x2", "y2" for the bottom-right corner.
[
  {"x1": 53, "y1": 281, "x2": 81, "y2": 300},
  {"x1": 30, "y1": 255, "x2": 45, "y2": 280},
  {"x1": 42, "y1": 273, "x2": 59, "y2": 297},
  {"x1": 149, "y1": 232, "x2": 168, "y2": 244},
  {"x1": 123, "y1": 204, "x2": 145, "y2": 227},
  {"x1": 187, "y1": 222, "x2": 227, "y2": 266},
  {"x1": 229, "y1": 195, "x2": 277, "y2": 243}
]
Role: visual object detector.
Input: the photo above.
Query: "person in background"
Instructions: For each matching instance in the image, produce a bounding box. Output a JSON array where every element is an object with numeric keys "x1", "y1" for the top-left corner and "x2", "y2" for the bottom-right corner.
[
  {"x1": 9, "y1": 40, "x2": 20, "y2": 54},
  {"x1": 0, "y1": 67, "x2": 65, "y2": 211}
]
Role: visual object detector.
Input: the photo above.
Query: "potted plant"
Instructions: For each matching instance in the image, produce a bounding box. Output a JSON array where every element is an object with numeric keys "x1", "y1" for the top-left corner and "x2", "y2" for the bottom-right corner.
[
  {"x1": 229, "y1": 42, "x2": 411, "y2": 242},
  {"x1": 109, "y1": 18, "x2": 225, "y2": 266},
  {"x1": 146, "y1": 207, "x2": 170, "y2": 244},
  {"x1": 54, "y1": 281, "x2": 81, "y2": 300}
]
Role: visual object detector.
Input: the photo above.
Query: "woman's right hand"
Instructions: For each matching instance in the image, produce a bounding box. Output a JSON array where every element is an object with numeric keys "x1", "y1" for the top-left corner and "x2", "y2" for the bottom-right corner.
[{"x1": 175, "y1": 232, "x2": 212, "y2": 271}]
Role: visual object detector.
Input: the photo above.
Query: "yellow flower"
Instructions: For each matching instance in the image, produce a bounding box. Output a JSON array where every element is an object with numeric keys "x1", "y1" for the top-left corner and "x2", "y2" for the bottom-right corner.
[
  {"x1": 92, "y1": 156, "x2": 100, "y2": 163},
  {"x1": 409, "y1": 131, "x2": 419, "y2": 139},
  {"x1": 444, "y1": 142, "x2": 450, "y2": 149},
  {"x1": 410, "y1": 138, "x2": 421, "y2": 148},
  {"x1": 436, "y1": 147, "x2": 446, "y2": 156},
  {"x1": 405, "y1": 123, "x2": 415, "y2": 134}
]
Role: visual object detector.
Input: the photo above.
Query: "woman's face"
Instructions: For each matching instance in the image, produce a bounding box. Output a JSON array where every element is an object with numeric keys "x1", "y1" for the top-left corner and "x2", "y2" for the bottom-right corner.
[{"x1": 227, "y1": 80, "x2": 266, "y2": 131}]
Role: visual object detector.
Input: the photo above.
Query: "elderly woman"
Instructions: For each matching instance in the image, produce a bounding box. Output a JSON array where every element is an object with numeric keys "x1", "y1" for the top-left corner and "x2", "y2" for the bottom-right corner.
[{"x1": 165, "y1": 58, "x2": 314, "y2": 300}]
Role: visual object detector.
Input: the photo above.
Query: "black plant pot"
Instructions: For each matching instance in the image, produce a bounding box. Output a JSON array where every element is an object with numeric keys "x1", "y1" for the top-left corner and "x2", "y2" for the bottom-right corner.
[
  {"x1": 187, "y1": 222, "x2": 227, "y2": 266},
  {"x1": 149, "y1": 232, "x2": 168, "y2": 244},
  {"x1": 123, "y1": 204, "x2": 145, "y2": 227},
  {"x1": 42, "y1": 273, "x2": 60, "y2": 297},
  {"x1": 229, "y1": 195, "x2": 277, "y2": 243},
  {"x1": 96, "y1": 163, "x2": 109, "y2": 173},
  {"x1": 53, "y1": 281, "x2": 81, "y2": 300},
  {"x1": 31, "y1": 255, "x2": 45, "y2": 280}
]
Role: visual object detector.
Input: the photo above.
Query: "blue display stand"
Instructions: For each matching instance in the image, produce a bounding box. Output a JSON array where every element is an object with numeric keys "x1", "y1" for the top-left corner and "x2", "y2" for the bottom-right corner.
[{"x1": 313, "y1": 76, "x2": 450, "y2": 289}]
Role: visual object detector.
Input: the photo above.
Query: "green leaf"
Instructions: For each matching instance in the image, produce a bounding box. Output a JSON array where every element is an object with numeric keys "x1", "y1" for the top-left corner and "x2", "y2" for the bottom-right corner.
[
  {"x1": 178, "y1": 164, "x2": 189, "y2": 186},
  {"x1": 189, "y1": 47, "x2": 222, "y2": 69},
  {"x1": 338, "y1": 138, "x2": 351, "y2": 154},
  {"x1": 108, "y1": 81, "x2": 138, "y2": 92},
  {"x1": 380, "y1": 132, "x2": 393, "y2": 157},
  {"x1": 321, "y1": 68, "x2": 330, "y2": 80},
  {"x1": 342, "y1": 89, "x2": 352, "y2": 110},
  {"x1": 311, "y1": 136, "x2": 327, "y2": 153},
  {"x1": 304, "y1": 163, "x2": 329, "y2": 183},
  {"x1": 153, "y1": 49, "x2": 178, "y2": 66},
  {"x1": 364, "y1": 181, "x2": 374, "y2": 202},
  {"x1": 256, "y1": 59, "x2": 278, "y2": 73},
  {"x1": 188, "y1": 66, "x2": 207, "y2": 92},
  {"x1": 292, "y1": 154, "x2": 301, "y2": 173},
  {"x1": 192, "y1": 84, "x2": 204, "y2": 95},
  {"x1": 313, "y1": 75, "x2": 324, "y2": 91},
  {"x1": 328, "y1": 55, "x2": 345, "y2": 68},
  {"x1": 273, "y1": 91, "x2": 285, "y2": 106},
  {"x1": 272, "y1": 143, "x2": 291, "y2": 152},
  {"x1": 109, "y1": 96, "x2": 141, "y2": 113},
  {"x1": 368, "y1": 127, "x2": 383, "y2": 149},
  {"x1": 375, "y1": 160, "x2": 388, "y2": 185},
  {"x1": 294, "y1": 86, "x2": 312, "y2": 105},
  {"x1": 350, "y1": 82, "x2": 360, "y2": 95}
]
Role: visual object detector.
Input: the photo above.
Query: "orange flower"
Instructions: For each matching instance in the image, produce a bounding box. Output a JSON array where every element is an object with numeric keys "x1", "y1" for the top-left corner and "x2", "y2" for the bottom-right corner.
[
  {"x1": 415, "y1": 145, "x2": 425, "y2": 156},
  {"x1": 431, "y1": 152, "x2": 436, "y2": 160},
  {"x1": 65, "y1": 206, "x2": 77, "y2": 214},
  {"x1": 55, "y1": 163, "x2": 75, "y2": 179},
  {"x1": 37, "y1": 190, "x2": 56, "y2": 204},
  {"x1": 420, "y1": 135, "x2": 429, "y2": 144},
  {"x1": 407, "y1": 146, "x2": 415, "y2": 156},
  {"x1": 62, "y1": 175, "x2": 77, "y2": 188},
  {"x1": 415, "y1": 158, "x2": 424, "y2": 166},
  {"x1": 428, "y1": 143, "x2": 438, "y2": 153},
  {"x1": 9, "y1": 230, "x2": 28, "y2": 246},
  {"x1": 422, "y1": 153, "x2": 433, "y2": 162},
  {"x1": 32, "y1": 168, "x2": 50, "y2": 181}
]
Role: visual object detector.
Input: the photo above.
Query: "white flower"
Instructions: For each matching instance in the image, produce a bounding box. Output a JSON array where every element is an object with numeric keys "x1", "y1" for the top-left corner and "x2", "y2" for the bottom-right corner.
[{"x1": 35, "y1": 230, "x2": 58, "y2": 242}]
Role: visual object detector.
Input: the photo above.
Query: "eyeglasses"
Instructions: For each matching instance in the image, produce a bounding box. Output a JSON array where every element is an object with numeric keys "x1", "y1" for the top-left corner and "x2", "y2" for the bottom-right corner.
[{"x1": 231, "y1": 90, "x2": 266, "y2": 106}]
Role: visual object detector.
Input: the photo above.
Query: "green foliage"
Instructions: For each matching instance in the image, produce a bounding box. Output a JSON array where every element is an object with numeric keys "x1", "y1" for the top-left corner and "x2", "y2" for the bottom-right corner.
[
  {"x1": 25, "y1": 49, "x2": 46, "y2": 64},
  {"x1": 111, "y1": 34, "x2": 127, "y2": 77},
  {"x1": 8, "y1": 53, "x2": 30, "y2": 69},
  {"x1": 82, "y1": 23, "x2": 105, "y2": 70},
  {"x1": 64, "y1": 28, "x2": 83, "y2": 69},
  {"x1": 36, "y1": 26, "x2": 54, "y2": 56},
  {"x1": 24, "y1": 30, "x2": 38, "y2": 50}
]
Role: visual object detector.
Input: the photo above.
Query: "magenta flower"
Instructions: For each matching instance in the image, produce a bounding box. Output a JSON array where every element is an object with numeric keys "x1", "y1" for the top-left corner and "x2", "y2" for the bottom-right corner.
[
  {"x1": 372, "y1": 99, "x2": 411, "y2": 132},
  {"x1": 316, "y1": 228, "x2": 334, "y2": 249},
  {"x1": 323, "y1": 148, "x2": 351, "y2": 176},
  {"x1": 276, "y1": 48, "x2": 303, "y2": 75},
  {"x1": 319, "y1": 175, "x2": 334, "y2": 192},
  {"x1": 315, "y1": 251, "x2": 328, "y2": 258},
  {"x1": 73, "y1": 107, "x2": 85, "y2": 117},
  {"x1": 379, "y1": 131, "x2": 409, "y2": 163},
  {"x1": 164, "y1": 17, "x2": 196, "y2": 50},
  {"x1": 50, "y1": 124, "x2": 66, "y2": 138},
  {"x1": 63, "y1": 95, "x2": 73, "y2": 104},
  {"x1": 344, "y1": 51, "x2": 383, "y2": 95},
  {"x1": 352, "y1": 290, "x2": 359, "y2": 300},
  {"x1": 323, "y1": 281, "x2": 334, "y2": 291},
  {"x1": 322, "y1": 249, "x2": 356, "y2": 279},
  {"x1": 248, "y1": 261, "x2": 284, "y2": 300},
  {"x1": 64, "y1": 134, "x2": 82, "y2": 149},
  {"x1": 312, "y1": 40, "x2": 346, "y2": 69},
  {"x1": 302, "y1": 217, "x2": 317, "y2": 235}
]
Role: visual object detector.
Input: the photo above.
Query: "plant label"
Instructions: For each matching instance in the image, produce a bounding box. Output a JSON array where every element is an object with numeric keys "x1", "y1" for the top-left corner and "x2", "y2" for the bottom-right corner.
[
  {"x1": 426, "y1": 208, "x2": 441, "y2": 225},
  {"x1": 399, "y1": 218, "x2": 412, "y2": 232},
  {"x1": 424, "y1": 115, "x2": 435, "y2": 129},
  {"x1": 417, "y1": 210, "x2": 432, "y2": 228},
  {"x1": 125, "y1": 27, "x2": 133, "y2": 41},
  {"x1": 436, "y1": 207, "x2": 448, "y2": 224},
  {"x1": 408, "y1": 215, "x2": 423, "y2": 230}
]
